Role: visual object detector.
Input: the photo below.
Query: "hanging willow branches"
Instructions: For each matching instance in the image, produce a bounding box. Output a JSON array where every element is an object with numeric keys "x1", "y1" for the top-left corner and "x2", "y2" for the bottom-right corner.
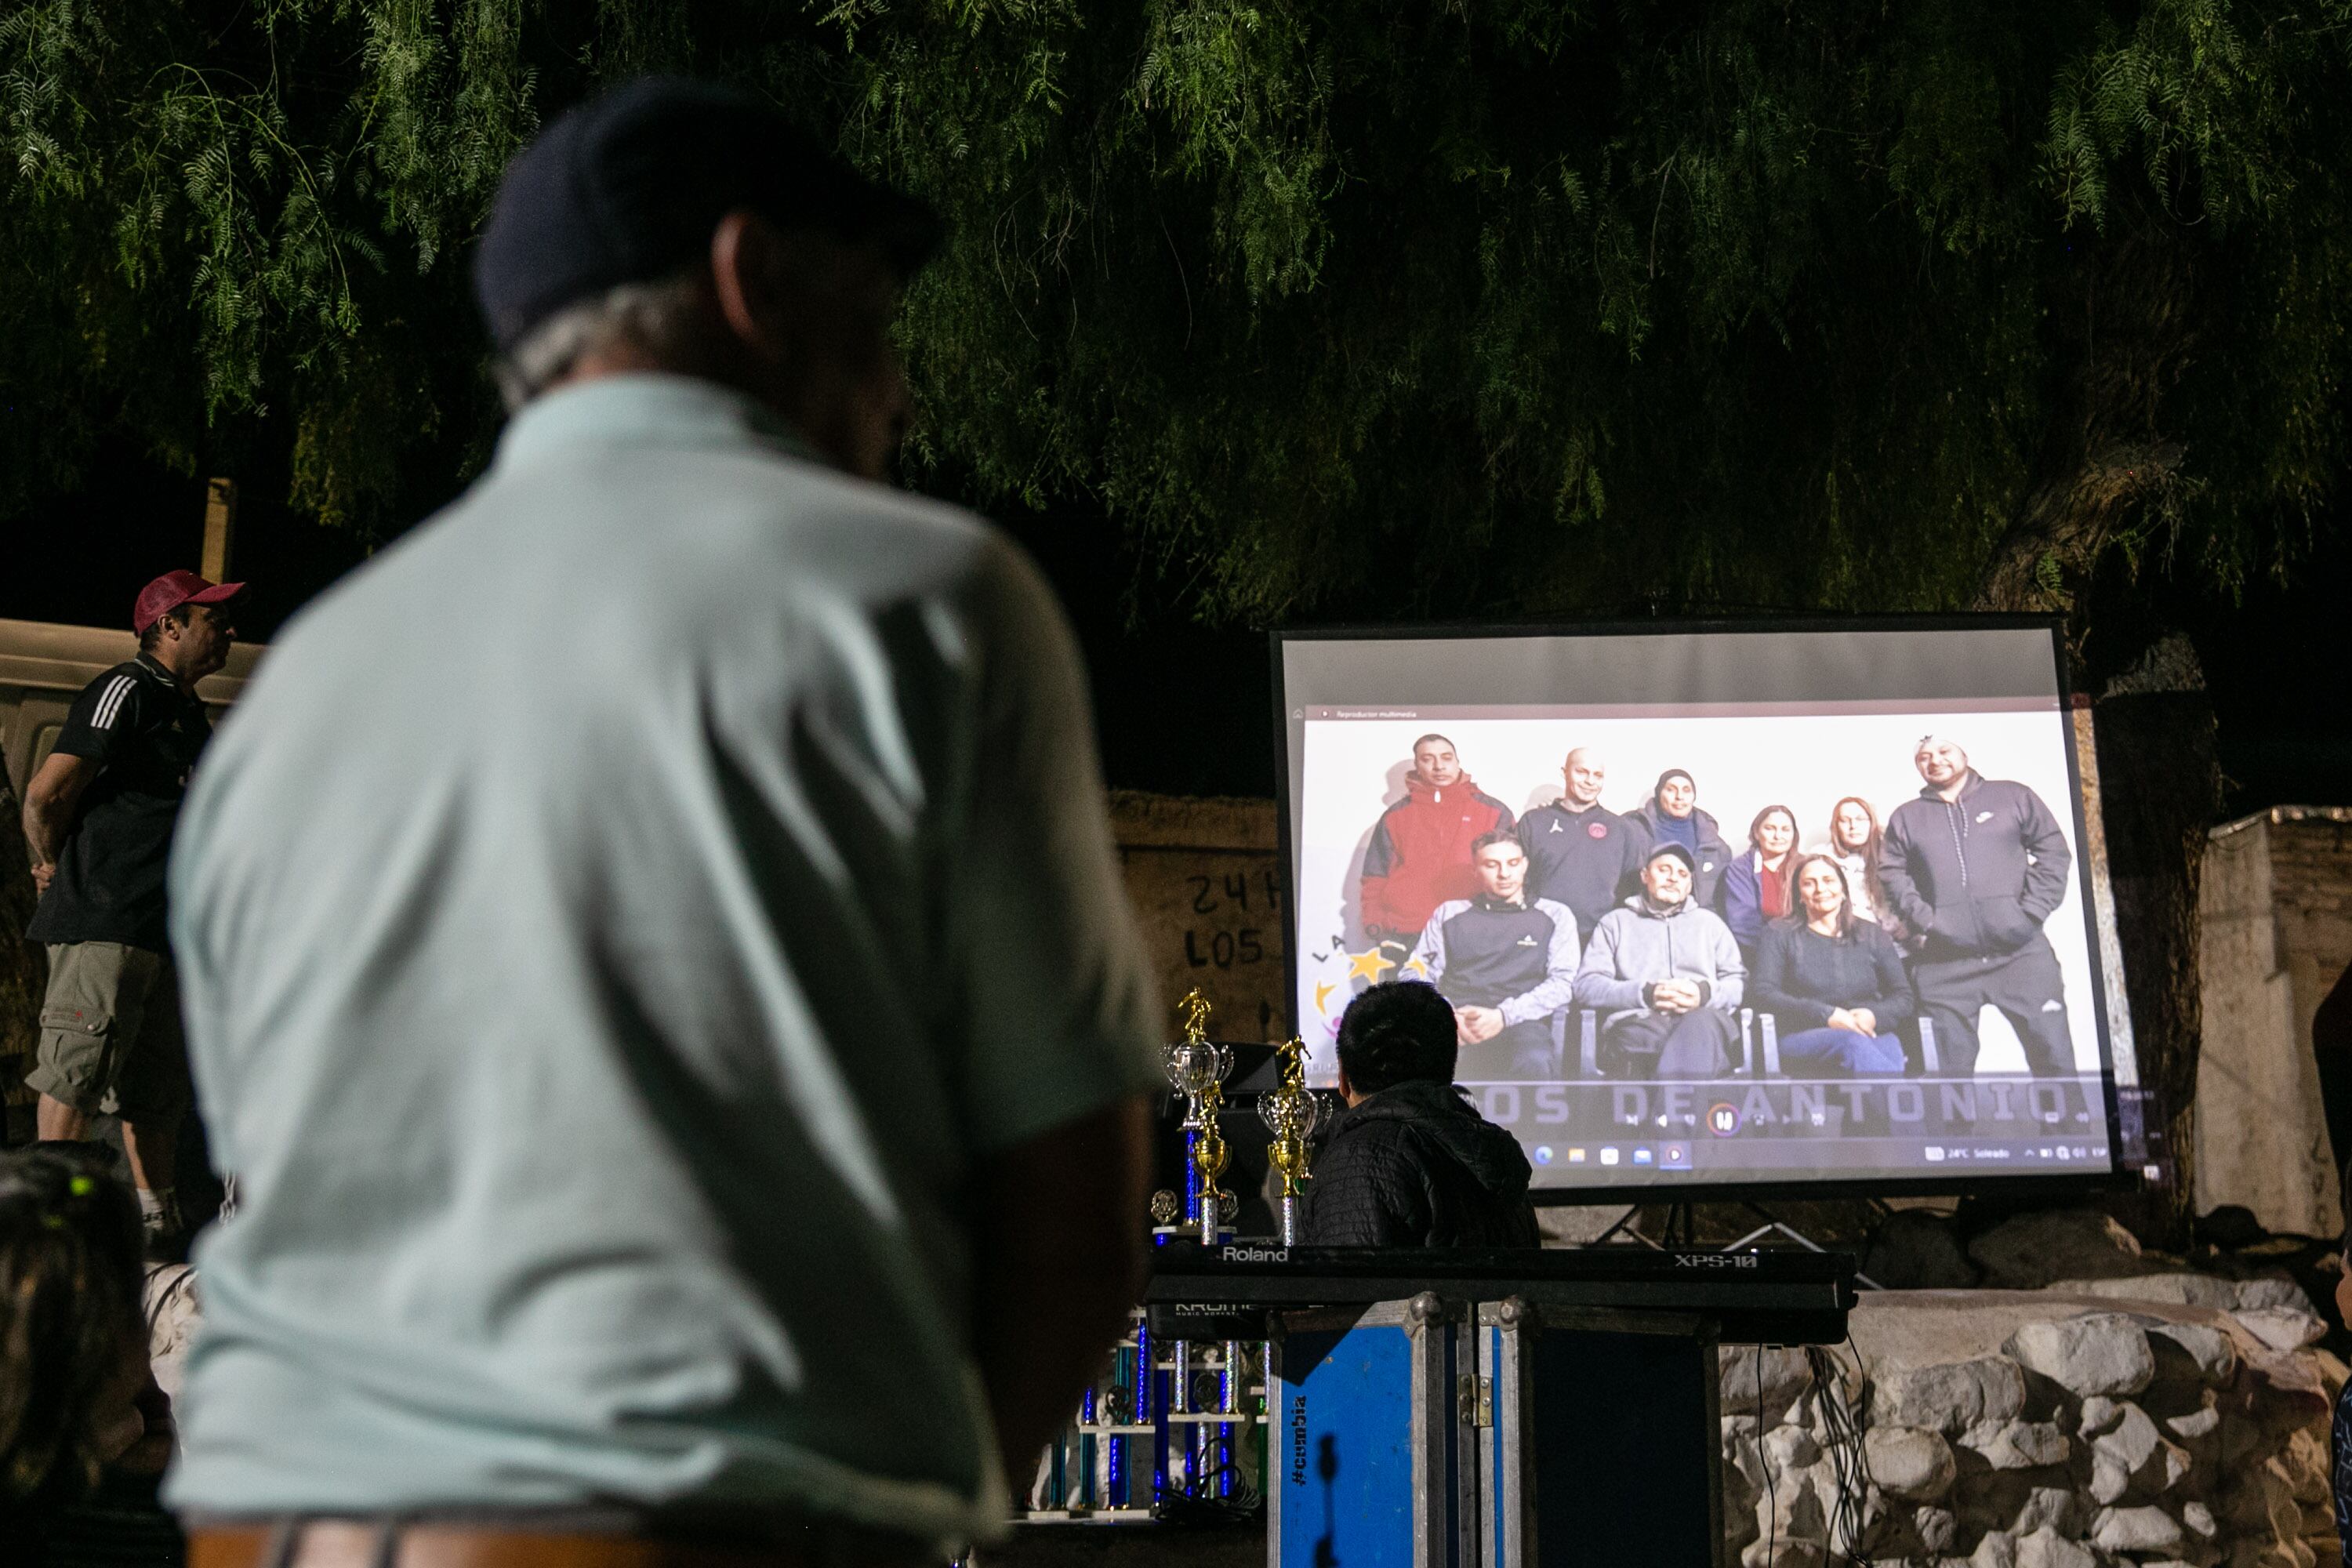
[{"x1": 3, "y1": 0, "x2": 2349, "y2": 622}]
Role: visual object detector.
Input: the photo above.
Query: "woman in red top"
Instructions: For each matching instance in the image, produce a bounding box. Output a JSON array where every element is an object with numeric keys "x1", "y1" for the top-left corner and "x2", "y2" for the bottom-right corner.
[{"x1": 1716, "y1": 803, "x2": 1798, "y2": 961}]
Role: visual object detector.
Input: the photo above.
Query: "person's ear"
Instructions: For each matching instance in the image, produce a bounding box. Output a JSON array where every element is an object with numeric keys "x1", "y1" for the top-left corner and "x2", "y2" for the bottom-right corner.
[{"x1": 710, "y1": 209, "x2": 791, "y2": 364}]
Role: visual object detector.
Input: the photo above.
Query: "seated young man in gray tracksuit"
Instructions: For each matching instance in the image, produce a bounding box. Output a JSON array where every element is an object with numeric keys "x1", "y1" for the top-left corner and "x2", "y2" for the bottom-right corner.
[
  {"x1": 1408, "y1": 829, "x2": 1577, "y2": 1080},
  {"x1": 1878, "y1": 736, "x2": 2076, "y2": 1076},
  {"x1": 1573, "y1": 841, "x2": 1746, "y2": 1079}
]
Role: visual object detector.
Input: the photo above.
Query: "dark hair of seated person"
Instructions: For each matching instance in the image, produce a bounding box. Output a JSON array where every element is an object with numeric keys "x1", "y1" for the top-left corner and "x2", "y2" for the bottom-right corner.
[
  {"x1": 1336, "y1": 981, "x2": 1459, "y2": 1094},
  {"x1": 0, "y1": 1143, "x2": 149, "y2": 1519}
]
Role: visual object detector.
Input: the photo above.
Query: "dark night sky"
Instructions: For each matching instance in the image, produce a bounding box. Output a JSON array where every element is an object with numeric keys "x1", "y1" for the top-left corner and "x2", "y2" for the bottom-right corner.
[{"x1": 5, "y1": 428, "x2": 2344, "y2": 812}]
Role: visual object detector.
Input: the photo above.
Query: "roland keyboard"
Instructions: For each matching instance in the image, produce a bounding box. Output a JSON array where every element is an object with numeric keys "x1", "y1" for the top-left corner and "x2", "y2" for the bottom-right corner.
[{"x1": 1144, "y1": 1241, "x2": 1857, "y2": 1345}]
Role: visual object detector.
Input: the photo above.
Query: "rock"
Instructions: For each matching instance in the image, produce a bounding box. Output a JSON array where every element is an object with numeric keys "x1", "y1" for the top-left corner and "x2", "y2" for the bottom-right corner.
[
  {"x1": 2115, "y1": 1400, "x2": 2178, "y2": 1461},
  {"x1": 2317, "y1": 1348, "x2": 2349, "y2": 1403},
  {"x1": 2241, "y1": 1345, "x2": 2334, "y2": 1432},
  {"x1": 1958, "y1": 1473, "x2": 2088, "y2": 1538},
  {"x1": 1867, "y1": 1426, "x2": 1957, "y2": 1501},
  {"x1": 1766, "y1": 1424, "x2": 1821, "y2": 1470},
  {"x1": 2078, "y1": 1395, "x2": 2125, "y2": 1436},
  {"x1": 2149, "y1": 1323, "x2": 2239, "y2": 1387},
  {"x1": 1971, "y1": 1210, "x2": 2145, "y2": 1288},
  {"x1": 2234, "y1": 1307, "x2": 2326, "y2": 1352},
  {"x1": 1915, "y1": 1504, "x2": 1959, "y2": 1554},
  {"x1": 2180, "y1": 1501, "x2": 2218, "y2": 1541},
  {"x1": 2046, "y1": 1273, "x2": 2238, "y2": 1309},
  {"x1": 1740, "y1": 1537, "x2": 1824, "y2": 1568},
  {"x1": 2272, "y1": 1427, "x2": 2329, "y2": 1505},
  {"x1": 1961, "y1": 1417, "x2": 2071, "y2": 1469},
  {"x1": 1866, "y1": 1209, "x2": 1984, "y2": 1289},
  {"x1": 2014, "y1": 1525, "x2": 2101, "y2": 1568},
  {"x1": 2165, "y1": 1403, "x2": 2223, "y2": 1444},
  {"x1": 2006, "y1": 1315, "x2": 2155, "y2": 1398},
  {"x1": 1971, "y1": 1533, "x2": 2018, "y2": 1568},
  {"x1": 2220, "y1": 1465, "x2": 2303, "y2": 1541},
  {"x1": 2092, "y1": 1505, "x2": 2186, "y2": 1553},
  {"x1": 1722, "y1": 1344, "x2": 1814, "y2": 1418},
  {"x1": 2092, "y1": 1402, "x2": 2191, "y2": 1499},
  {"x1": 2015, "y1": 1487, "x2": 2089, "y2": 1539},
  {"x1": 1873, "y1": 1357, "x2": 2031, "y2": 1433},
  {"x1": 2089, "y1": 1452, "x2": 2129, "y2": 1506},
  {"x1": 2232, "y1": 1276, "x2": 2317, "y2": 1316},
  {"x1": 2223, "y1": 1541, "x2": 2316, "y2": 1568}
]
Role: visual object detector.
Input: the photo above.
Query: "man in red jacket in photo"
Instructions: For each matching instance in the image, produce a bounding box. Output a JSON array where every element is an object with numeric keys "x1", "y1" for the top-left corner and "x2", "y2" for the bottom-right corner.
[{"x1": 1359, "y1": 733, "x2": 1515, "y2": 968}]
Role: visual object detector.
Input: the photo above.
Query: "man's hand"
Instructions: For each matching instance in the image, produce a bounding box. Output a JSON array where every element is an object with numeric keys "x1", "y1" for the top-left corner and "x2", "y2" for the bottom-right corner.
[
  {"x1": 972, "y1": 1096, "x2": 1151, "y2": 1493},
  {"x1": 1651, "y1": 978, "x2": 1700, "y2": 1014},
  {"x1": 23, "y1": 753, "x2": 97, "y2": 891},
  {"x1": 1456, "y1": 1005, "x2": 1504, "y2": 1044},
  {"x1": 1826, "y1": 1007, "x2": 1863, "y2": 1034}
]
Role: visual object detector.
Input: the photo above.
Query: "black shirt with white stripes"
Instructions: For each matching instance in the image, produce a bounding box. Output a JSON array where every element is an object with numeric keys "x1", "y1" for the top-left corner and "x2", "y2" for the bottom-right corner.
[{"x1": 26, "y1": 655, "x2": 215, "y2": 951}]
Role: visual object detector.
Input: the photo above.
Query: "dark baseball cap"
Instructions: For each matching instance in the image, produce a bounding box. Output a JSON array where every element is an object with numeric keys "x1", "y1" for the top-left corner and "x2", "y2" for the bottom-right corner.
[
  {"x1": 473, "y1": 76, "x2": 943, "y2": 356},
  {"x1": 1642, "y1": 841, "x2": 1697, "y2": 875}
]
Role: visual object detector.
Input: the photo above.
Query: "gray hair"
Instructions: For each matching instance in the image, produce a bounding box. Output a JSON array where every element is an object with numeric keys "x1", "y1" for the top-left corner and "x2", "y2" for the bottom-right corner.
[{"x1": 492, "y1": 270, "x2": 711, "y2": 412}]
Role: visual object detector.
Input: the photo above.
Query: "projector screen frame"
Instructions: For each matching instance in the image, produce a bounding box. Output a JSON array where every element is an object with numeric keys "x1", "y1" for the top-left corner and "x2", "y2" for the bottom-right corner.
[{"x1": 1268, "y1": 613, "x2": 2129, "y2": 1206}]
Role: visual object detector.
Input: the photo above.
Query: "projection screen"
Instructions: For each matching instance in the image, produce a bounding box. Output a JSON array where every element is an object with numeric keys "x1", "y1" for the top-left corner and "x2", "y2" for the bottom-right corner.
[{"x1": 1272, "y1": 620, "x2": 2136, "y2": 1199}]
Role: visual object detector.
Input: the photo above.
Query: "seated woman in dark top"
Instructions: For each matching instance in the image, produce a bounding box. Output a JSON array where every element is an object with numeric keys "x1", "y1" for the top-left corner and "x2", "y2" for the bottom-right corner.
[{"x1": 1750, "y1": 855, "x2": 1911, "y2": 1075}]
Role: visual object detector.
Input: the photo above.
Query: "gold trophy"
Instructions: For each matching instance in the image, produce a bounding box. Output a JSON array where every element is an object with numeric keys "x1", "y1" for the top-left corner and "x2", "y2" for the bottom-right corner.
[
  {"x1": 1160, "y1": 989, "x2": 1235, "y2": 1244},
  {"x1": 1258, "y1": 1035, "x2": 1324, "y2": 1244}
]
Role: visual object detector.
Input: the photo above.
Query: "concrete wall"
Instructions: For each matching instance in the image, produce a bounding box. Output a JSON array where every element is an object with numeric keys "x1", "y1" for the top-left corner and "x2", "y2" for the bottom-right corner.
[
  {"x1": 2194, "y1": 811, "x2": 2352, "y2": 1236},
  {"x1": 1106, "y1": 791, "x2": 1285, "y2": 1046}
]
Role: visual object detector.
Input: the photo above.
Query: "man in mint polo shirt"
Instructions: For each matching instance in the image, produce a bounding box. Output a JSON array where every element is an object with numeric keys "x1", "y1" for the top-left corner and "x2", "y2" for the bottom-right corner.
[{"x1": 167, "y1": 78, "x2": 1160, "y2": 1566}]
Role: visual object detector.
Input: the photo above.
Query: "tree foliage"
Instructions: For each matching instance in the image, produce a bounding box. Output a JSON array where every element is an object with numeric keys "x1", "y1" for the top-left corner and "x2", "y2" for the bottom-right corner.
[{"x1": 5, "y1": 0, "x2": 2350, "y2": 626}]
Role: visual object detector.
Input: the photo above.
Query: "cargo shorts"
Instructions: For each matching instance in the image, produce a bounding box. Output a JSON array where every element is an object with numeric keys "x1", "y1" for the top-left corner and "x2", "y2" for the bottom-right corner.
[{"x1": 24, "y1": 941, "x2": 191, "y2": 1122}]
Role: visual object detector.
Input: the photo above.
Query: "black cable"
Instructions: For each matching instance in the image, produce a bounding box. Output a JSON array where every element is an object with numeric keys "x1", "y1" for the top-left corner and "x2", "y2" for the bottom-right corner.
[
  {"x1": 1802, "y1": 1340, "x2": 1878, "y2": 1568},
  {"x1": 1152, "y1": 1491, "x2": 1265, "y2": 1527},
  {"x1": 1757, "y1": 1342, "x2": 1776, "y2": 1568}
]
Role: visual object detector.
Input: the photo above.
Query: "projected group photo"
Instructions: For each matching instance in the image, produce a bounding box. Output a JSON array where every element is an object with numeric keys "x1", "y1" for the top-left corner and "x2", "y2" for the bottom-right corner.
[{"x1": 1278, "y1": 633, "x2": 2122, "y2": 1190}]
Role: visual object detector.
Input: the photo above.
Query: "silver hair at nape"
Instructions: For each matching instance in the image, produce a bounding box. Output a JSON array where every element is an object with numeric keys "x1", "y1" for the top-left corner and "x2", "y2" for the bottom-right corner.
[{"x1": 493, "y1": 270, "x2": 709, "y2": 412}]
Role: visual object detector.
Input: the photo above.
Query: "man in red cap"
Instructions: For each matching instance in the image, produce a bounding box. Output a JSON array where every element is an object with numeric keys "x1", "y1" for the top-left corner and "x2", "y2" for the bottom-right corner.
[{"x1": 18, "y1": 568, "x2": 242, "y2": 1258}]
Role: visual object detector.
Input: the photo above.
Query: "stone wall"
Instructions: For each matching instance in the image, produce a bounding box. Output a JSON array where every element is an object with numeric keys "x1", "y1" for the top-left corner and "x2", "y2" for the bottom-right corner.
[
  {"x1": 1722, "y1": 1281, "x2": 2342, "y2": 1568},
  {"x1": 2195, "y1": 810, "x2": 2352, "y2": 1237},
  {"x1": 1107, "y1": 791, "x2": 1285, "y2": 1043}
]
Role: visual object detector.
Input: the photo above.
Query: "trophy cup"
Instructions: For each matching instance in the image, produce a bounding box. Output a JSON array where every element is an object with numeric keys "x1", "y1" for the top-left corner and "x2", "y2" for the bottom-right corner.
[
  {"x1": 1258, "y1": 1036, "x2": 1324, "y2": 1244},
  {"x1": 1160, "y1": 989, "x2": 1234, "y2": 1245}
]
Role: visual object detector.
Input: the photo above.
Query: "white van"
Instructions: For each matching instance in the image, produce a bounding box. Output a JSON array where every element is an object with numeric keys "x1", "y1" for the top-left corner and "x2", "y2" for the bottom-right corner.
[{"x1": 0, "y1": 617, "x2": 264, "y2": 800}]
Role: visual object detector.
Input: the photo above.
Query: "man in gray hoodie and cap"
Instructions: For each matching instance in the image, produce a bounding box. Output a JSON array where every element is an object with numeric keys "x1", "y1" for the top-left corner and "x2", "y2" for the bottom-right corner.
[{"x1": 1574, "y1": 841, "x2": 1746, "y2": 1078}]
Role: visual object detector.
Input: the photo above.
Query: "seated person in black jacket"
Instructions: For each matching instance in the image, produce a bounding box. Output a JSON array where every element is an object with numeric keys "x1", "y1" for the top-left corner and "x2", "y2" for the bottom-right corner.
[
  {"x1": 1748, "y1": 855, "x2": 1911, "y2": 1075},
  {"x1": 1301, "y1": 981, "x2": 1542, "y2": 1248}
]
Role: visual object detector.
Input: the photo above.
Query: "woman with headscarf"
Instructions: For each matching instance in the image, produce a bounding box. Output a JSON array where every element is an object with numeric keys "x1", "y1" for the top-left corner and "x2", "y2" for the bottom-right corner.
[
  {"x1": 1718, "y1": 803, "x2": 1799, "y2": 962},
  {"x1": 1625, "y1": 768, "x2": 1733, "y2": 909}
]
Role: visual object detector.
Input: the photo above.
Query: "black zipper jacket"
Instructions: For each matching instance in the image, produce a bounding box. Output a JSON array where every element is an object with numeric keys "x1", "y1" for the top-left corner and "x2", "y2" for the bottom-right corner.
[
  {"x1": 1301, "y1": 1080, "x2": 1541, "y2": 1247},
  {"x1": 1879, "y1": 771, "x2": 2071, "y2": 961}
]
